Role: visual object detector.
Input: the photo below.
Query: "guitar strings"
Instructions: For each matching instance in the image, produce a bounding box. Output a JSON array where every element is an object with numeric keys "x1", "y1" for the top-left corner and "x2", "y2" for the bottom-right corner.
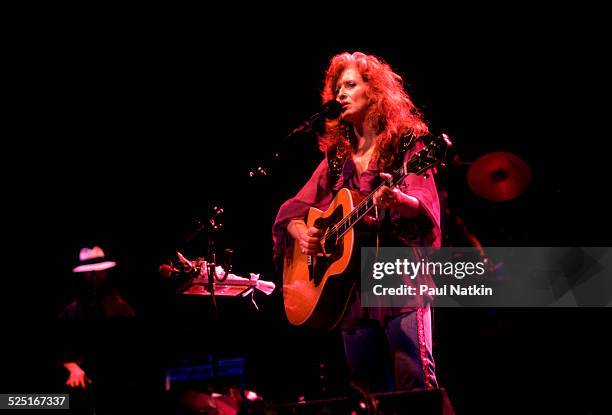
[{"x1": 322, "y1": 145, "x2": 438, "y2": 245}]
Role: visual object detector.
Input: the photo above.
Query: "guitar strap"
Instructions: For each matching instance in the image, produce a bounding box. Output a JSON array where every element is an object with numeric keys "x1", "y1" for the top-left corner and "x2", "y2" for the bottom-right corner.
[{"x1": 327, "y1": 145, "x2": 346, "y2": 196}]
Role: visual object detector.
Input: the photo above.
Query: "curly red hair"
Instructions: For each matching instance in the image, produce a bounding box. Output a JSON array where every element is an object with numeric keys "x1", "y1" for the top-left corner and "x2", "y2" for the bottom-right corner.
[{"x1": 319, "y1": 52, "x2": 429, "y2": 171}]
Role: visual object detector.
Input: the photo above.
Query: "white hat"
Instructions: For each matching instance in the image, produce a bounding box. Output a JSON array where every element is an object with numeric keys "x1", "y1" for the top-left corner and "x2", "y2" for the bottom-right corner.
[{"x1": 72, "y1": 246, "x2": 117, "y2": 273}]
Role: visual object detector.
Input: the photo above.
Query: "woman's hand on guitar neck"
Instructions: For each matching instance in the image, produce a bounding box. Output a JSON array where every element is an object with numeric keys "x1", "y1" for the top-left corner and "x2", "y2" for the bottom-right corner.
[{"x1": 287, "y1": 219, "x2": 323, "y2": 255}]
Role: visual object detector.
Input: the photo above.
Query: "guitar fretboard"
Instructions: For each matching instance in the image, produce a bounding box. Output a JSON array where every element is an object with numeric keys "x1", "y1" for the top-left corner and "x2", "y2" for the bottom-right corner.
[
  {"x1": 324, "y1": 174, "x2": 400, "y2": 244},
  {"x1": 323, "y1": 135, "x2": 448, "y2": 245}
]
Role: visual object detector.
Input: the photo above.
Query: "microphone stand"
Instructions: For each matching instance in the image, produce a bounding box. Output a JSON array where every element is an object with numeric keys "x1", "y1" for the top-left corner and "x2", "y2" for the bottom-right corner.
[
  {"x1": 287, "y1": 100, "x2": 342, "y2": 138},
  {"x1": 207, "y1": 235, "x2": 218, "y2": 312},
  {"x1": 205, "y1": 202, "x2": 225, "y2": 313}
]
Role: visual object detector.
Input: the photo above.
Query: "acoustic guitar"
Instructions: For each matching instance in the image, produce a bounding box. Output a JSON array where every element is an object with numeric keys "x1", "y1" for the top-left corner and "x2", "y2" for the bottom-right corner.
[{"x1": 283, "y1": 134, "x2": 451, "y2": 330}]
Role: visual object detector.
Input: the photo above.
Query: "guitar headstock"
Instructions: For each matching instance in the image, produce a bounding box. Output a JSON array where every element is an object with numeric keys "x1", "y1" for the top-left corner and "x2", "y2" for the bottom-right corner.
[{"x1": 406, "y1": 133, "x2": 453, "y2": 176}]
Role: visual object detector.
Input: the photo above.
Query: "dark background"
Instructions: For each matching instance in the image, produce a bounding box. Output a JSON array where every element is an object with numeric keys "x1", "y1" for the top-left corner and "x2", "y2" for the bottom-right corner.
[{"x1": 5, "y1": 15, "x2": 611, "y2": 414}]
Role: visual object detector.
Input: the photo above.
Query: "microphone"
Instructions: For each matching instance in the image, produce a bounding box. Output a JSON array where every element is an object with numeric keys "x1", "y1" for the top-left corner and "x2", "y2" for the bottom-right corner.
[{"x1": 288, "y1": 100, "x2": 342, "y2": 137}]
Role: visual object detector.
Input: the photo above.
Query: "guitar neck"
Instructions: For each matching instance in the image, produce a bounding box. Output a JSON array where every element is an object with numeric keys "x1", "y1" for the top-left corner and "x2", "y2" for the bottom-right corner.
[
  {"x1": 326, "y1": 155, "x2": 439, "y2": 241},
  {"x1": 323, "y1": 133, "x2": 450, "y2": 245},
  {"x1": 332, "y1": 189, "x2": 377, "y2": 239},
  {"x1": 327, "y1": 170, "x2": 406, "y2": 242}
]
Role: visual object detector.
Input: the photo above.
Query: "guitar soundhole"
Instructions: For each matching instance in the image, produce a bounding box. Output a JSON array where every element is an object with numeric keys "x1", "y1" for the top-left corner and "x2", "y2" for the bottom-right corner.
[{"x1": 324, "y1": 233, "x2": 338, "y2": 255}]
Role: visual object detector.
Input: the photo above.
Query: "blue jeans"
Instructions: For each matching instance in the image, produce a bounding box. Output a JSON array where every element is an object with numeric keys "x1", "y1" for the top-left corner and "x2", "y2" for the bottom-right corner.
[{"x1": 341, "y1": 306, "x2": 438, "y2": 393}]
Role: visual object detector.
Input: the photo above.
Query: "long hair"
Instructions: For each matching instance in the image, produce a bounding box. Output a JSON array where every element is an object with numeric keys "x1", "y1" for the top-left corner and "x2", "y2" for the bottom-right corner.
[{"x1": 319, "y1": 52, "x2": 429, "y2": 171}]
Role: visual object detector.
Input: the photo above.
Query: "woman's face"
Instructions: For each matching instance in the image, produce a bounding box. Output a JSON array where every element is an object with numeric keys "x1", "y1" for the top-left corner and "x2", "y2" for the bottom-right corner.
[{"x1": 335, "y1": 67, "x2": 370, "y2": 124}]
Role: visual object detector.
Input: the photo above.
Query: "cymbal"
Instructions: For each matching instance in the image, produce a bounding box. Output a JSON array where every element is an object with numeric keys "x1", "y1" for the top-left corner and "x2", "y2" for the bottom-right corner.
[{"x1": 467, "y1": 152, "x2": 531, "y2": 201}]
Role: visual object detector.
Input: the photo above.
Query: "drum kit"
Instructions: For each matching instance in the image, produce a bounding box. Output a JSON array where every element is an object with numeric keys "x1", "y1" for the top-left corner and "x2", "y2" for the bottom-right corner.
[{"x1": 445, "y1": 150, "x2": 531, "y2": 269}]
